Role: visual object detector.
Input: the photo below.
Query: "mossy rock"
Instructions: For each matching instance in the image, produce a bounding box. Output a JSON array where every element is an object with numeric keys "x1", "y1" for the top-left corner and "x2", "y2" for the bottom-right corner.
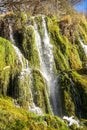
[
  {"x1": 46, "y1": 16, "x2": 87, "y2": 71},
  {"x1": 0, "y1": 37, "x2": 18, "y2": 96},
  {"x1": 68, "y1": 44, "x2": 82, "y2": 69},
  {"x1": 79, "y1": 16, "x2": 87, "y2": 44},
  {"x1": 34, "y1": 15, "x2": 44, "y2": 40},
  {"x1": 75, "y1": 38, "x2": 87, "y2": 68},
  {"x1": 46, "y1": 16, "x2": 69, "y2": 73},
  {"x1": 0, "y1": 95, "x2": 70, "y2": 130},
  {"x1": 12, "y1": 71, "x2": 31, "y2": 110},
  {"x1": 21, "y1": 25, "x2": 40, "y2": 69},
  {"x1": 32, "y1": 69, "x2": 52, "y2": 114},
  {"x1": 59, "y1": 70, "x2": 87, "y2": 119},
  {"x1": 59, "y1": 72, "x2": 76, "y2": 116},
  {"x1": 69, "y1": 70, "x2": 87, "y2": 118}
]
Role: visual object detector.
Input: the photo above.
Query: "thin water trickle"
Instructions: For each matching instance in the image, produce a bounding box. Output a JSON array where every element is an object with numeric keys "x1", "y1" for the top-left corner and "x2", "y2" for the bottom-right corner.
[
  {"x1": 9, "y1": 24, "x2": 27, "y2": 69},
  {"x1": 50, "y1": 76, "x2": 63, "y2": 117},
  {"x1": 80, "y1": 39, "x2": 87, "y2": 56},
  {"x1": 70, "y1": 79, "x2": 82, "y2": 118}
]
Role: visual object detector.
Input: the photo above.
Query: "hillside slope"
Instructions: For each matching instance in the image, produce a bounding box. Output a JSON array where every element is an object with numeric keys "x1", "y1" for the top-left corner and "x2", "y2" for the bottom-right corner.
[{"x1": 0, "y1": 0, "x2": 87, "y2": 130}]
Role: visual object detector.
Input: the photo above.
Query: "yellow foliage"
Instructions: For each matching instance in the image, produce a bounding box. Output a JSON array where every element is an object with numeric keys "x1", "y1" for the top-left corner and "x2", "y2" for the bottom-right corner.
[
  {"x1": 0, "y1": 11, "x2": 14, "y2": 18},
  {"x1": 61, "y1": 15, "x2": 72, "y2": 25}
]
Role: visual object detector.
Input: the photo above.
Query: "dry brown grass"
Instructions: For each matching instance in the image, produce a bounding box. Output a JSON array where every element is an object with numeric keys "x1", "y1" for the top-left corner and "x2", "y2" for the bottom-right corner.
[{"x1": 0, "y1": 11, "x2": 14, "y2": 18}]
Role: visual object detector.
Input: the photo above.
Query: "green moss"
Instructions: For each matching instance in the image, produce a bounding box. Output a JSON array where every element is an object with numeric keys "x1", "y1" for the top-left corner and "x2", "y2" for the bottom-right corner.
[
  {"x1": 20, "y1": 12, "x2": 27, "y2": 24},
  {"x1": 68, "y1": 44, "x2": 82, "y2": 69},
  {"x1": 47, "y1": 16, "x2": 69, "y2": 54},
  {"x1": 59, "y1": 72, "x2": 76, "y2": 116},
  {"x1": 69, "y1": 70, "x2": 87, "y2": 118},
  {"x1": 68, "y1": 21, "x2": 87, "y2": 69},
  {"x1": 12, "y1": 12, "x2": 27, "y2": 30},
  {"x1": 0, "y1": 37, "x2": 18, "y2": 96},
  {"x1": 22, "y1": 26, "x2": 40, "y2": 69},
  {"x1": 0, "y1": 95, "x2": 71, "y2": 130},
  {"x1": 46, "y1": 16, "x2": 86, "y2": 71},
  {"x1": 79, "y1": 16, "x2": 87, "y2": 44},
  {"x1": 75, "y1": 39, "x2": 87, "y2": 68},
  {"x1": 1, "y1": 12, "x2": 87, "y2": 129},
  {"x1": 59, "y1": 70, "x2": 87, "y2": 119},
  {"x1": 46, "y1": 17, "x2": 69, "y2": 73},
  {"x1": 0, "y1": 37, "x2": 15, "y2": 70},
  {"x1": 53, "y1": 46, "x2": 69, "y2": 72},
  {"x1": 32, "y1": 69, "x2": 52, "y2": 114},
  {"x1": 13, "y1": 72, "x2": 31, "y2": 110},
  {"x1": 35, "y1": 15, "x2": 44, "y2": 39},
  {"x1": 43, "y1": 115, "x2": 69, "y2": 130}
]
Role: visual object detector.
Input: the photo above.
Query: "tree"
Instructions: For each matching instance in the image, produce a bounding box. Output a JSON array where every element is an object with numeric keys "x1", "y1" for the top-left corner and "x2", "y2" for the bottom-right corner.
[
  {"x1": 0, "y1": 0, "x2": 79, "y2": 16},
  {"x1": 0, "y1": 0, "x2": 41, "y2": 13},
  {"x1": 69, "y1": 0, "x2": 84, "y2": 5}
]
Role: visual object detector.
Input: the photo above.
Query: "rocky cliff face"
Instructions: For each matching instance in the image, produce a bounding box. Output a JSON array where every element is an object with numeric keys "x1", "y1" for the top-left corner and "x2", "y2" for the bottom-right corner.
[{"x1": 0, "y1": 1, "x2": 87, "y2": 130}]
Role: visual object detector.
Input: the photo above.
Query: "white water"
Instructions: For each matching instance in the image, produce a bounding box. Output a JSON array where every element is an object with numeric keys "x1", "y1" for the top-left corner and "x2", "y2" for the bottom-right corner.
[
  {"x1": 70, "y1": 79, "x2": 82, "y2": 118},
  {"x1": 9, "y1": 24, "x2": 43, "y2": 115},
  {"x1": 63, "y1": 116, "x2": 80, "y2": 128},
  {"x1": 50, "y1": 76, "x2": 62, "y2": 116},
  {"x1": 80, "y1": 39, "x2": 87, "y2": 56},
  {"x1": 34, "y1": 16, "x2": 63, "y2": 116},
  {"x1": 42, "y1": 16, "x2": 54, "y2": 75},
  {"x1": 9, "y1": 16, "x2": 63, "y2": 116},
  {"x1": 9, "y1": 24, "x2": 28, "y2": 70},
  {"x1": 34, "y1": 23, "x2": 50, "y2": 83},
  {"x1": 29, "y1": 103, "x2": 43, "y2": 115},
  {"x1": 34, "y1": 16, "x2": 54, "y2": 86}
]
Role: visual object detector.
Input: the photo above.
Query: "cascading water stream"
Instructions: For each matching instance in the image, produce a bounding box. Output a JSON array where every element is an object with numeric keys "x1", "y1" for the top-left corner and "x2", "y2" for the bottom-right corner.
[
  {"x1": 34, "y1": 24, "x2": 50, "y2": 84},
  {"x1": 42, "y1": 16, "x2": 54, "y2": 76},
  {"x1": 80, "y1": 39, "x2": 87, "y2": 56},
  {"x1": 9, "y1": 23, "x2": 43, "y2": 115},
  {"x1": 34, "y1": 16, "x2": 62, "y2": 116},
  {"x1": 50, "y1": 76, "x2": 63, "y2": 116},
  {"x1": 70, "y1": 79, "x2": 82, "y2": 118},
  {"x1": 34, "y1": 16, "x2": 54, "y2": 87},
  {"x1": 9, "y1": 24, "x2": 28, "y2": 70},
  {"x1": 9, "y1": 16, "x2": 63, "y2": 116}
]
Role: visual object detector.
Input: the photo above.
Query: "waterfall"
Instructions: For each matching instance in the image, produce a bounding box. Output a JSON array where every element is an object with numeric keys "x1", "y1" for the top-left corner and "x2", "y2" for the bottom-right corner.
[
  {"x1": 70, "y1": 79, "x2": 82, "y2": 118},
  {"x1": 9, "y1": 23, "x2": 43, "y2": 115},
  {"x1": 34, "y1": 16, "x2": 62, "y2": 116},
  {"x1": 34, "y1": 16, "x2": 54, "y2": 86},
  {"x1": 42, "y1": 16, "x2": 54, "y2": 76},
  {"x1": 80, "y1": 39, "x2": 87, "y2": 56},
  {"x1": 9, "y1": 24, "x2": 29, "y2": 70},
  {"x1": 9, "y1": 16, "x2": 63, "y2": 116},
  {"x1": 50, "y1": 76, "x2": 63, "y2": 116}
]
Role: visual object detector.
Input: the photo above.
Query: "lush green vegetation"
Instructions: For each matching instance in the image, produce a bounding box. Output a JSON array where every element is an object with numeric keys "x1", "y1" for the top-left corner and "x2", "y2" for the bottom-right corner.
[
  {"x1": 0, "y1": 37, "x2": 19, "y2": 96},
  {"x1": 32, "y1": 69, "x2": 52, "y2": 114},
  {"x1": 12, "y1": 72, "x2": 31, "y2": 110},
  {"x1": 46, "y1": 17, "x2": 69, "y2": 73},
  {"x1": 59, "y1": 69, "x2": 87, "y2": 119},
  {"x1": 0, "y1": 6, "x2": 87, "y2": 130},
  {"x1": 46, "y1": 16, "x2": 83, "y2": 72},
  {"x1": 0, "y1": 95, "x2": 71, "y2": 130},
  {"x1": 35, "y1": 15, "x2": 44, "y2": 39},
  {"x1": 22, "y1": 25, "x2": 40, "y2": 68}
]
